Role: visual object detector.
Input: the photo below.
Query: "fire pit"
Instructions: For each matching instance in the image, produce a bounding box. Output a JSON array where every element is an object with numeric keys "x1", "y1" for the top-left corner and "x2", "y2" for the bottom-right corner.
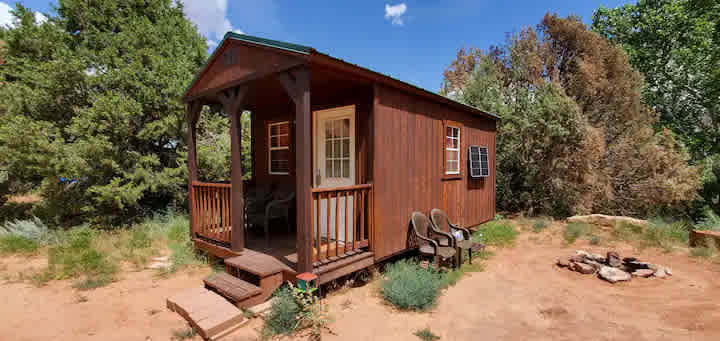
[{"x1": 557, "y1": 250, "x2": 672, "y2": 283}]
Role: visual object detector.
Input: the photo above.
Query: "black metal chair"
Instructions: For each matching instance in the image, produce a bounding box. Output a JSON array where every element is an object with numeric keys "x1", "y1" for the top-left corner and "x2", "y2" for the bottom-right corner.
[
  {"x1": 411, "y1": 211, "x2": 456, "y2": 268},
  {"x1": 430, "y1": 208, "x2": 483, "y2": 265}
]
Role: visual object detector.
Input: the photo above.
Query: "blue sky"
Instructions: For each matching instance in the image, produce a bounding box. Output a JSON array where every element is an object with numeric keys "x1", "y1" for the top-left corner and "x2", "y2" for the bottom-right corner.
[{"x1": 1, "y1": 0, "x2": 634, "y2": 91}]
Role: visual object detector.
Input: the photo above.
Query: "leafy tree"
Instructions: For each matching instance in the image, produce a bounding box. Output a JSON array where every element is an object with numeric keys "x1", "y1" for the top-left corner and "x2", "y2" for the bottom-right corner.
[
  {"x1": 0, "y1": 1, "x2": 207, "y2": 225},
  {"x1": 443, "y1": 14, "x2": 700, "y2": 217},
  {"x1": 592, "y1": 0, "x2": 720, "y2": 214}
]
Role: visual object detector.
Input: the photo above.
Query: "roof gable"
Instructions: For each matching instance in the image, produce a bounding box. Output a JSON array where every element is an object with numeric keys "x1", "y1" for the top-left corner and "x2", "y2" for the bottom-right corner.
[{"x1": 184, "y1": 34, "x2": 308, "y2": 100}]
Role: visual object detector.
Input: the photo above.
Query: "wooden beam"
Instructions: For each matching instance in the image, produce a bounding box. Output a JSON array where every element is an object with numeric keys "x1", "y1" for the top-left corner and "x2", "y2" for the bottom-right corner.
[
  {"x1": 219, "y1": 86, "x2": 248, "y2": 252},
  {"x1": 187, "y1": 101, "x2": 203, "y2": 239},
  {"x1": 277, "y1": 67, "x2": 312, "y2": 273}
]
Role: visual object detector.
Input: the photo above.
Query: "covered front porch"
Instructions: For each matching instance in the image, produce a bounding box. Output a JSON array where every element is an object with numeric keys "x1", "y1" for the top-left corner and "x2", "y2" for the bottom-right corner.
[{"x1": 184, "y1": 34, "x2": 375, "y2": 277}]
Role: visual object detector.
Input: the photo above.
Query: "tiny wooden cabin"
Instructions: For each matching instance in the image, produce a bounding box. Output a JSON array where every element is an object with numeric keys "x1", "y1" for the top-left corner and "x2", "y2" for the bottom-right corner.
[{"x1": 184, "y1": 33, "x2": 497, "y2": 299}]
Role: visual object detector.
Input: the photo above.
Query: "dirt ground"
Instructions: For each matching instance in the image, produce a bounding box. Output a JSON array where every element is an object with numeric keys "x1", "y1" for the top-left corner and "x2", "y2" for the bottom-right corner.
[{"x1": 2, "y1": 224, "x2": 720, "y2": 341}]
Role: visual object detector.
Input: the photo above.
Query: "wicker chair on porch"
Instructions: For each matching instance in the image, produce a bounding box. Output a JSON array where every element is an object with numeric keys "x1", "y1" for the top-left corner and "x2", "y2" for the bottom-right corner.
[
  {"x1": 430, "y1": 208, "x2": 483, "y2": 265},
  {"x1": 411, "y1": 212, "x2": 456, "y2": 268}
]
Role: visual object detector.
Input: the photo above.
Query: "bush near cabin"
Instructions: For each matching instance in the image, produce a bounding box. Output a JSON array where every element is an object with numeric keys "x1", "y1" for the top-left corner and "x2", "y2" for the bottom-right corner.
[{"x1": 441, "y1": 13, "x2": 699, "y2": 218}]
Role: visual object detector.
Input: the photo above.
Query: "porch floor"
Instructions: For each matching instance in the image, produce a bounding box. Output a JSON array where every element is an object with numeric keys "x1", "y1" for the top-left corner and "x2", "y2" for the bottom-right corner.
[{"x1": 244, "y1": 225, "x2": 299, "y2": 268}]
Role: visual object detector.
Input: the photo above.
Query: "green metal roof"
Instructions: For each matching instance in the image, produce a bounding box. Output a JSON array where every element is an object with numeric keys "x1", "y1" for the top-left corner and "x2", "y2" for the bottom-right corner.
[
  {"x1": 186, "y1": 32, "x2": 499, "y2": 120},
  {"x1": 225, "y1": 32, "x2": 313, "y2": 55}
]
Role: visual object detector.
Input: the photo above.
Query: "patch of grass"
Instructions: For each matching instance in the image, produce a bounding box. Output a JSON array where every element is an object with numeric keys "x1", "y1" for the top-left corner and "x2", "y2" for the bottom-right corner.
[
  {"x1": 563, "y1": 222, "x2": 589, "y2": 244},
  {"x1": 443, "y1": 260, "x2": 484, "y2": 287},
  {"x1": 642, "y1": 218, "x2": 689, "y2": 251},
  {"x1": 588, "y1": 235, "x2": 602, "y2": 245},
  {"x1": 531, "y1": 217, "x2": 551, "y2": 233},
  {"x1": 612, "y1": 219, "x2": 689, "y2": 252},
  {"x1": 0, "y1": 234, "x2": 40, "y2": 254},
  {"x1": 414, "y1": 328, "x2": 440, "y2": 341},
  {"x1": 690, "y1": 238, "x2": 717, "y2": 259},
  {"x1": 473, "y1": 220, "x2": 518, "y2": 247},
  {"x1": 380, "y1": 259, "x2": 444, "y2": 311},
  {"x1": 73, "y1": 274, "x2": 114, "y2": 291},
  {"x1": 46, "y1": 227, "x2": 117, "y2": 288},
  {"x1": 263, "y1": 285, "x2": 301, "y2": 336},
  {"x1": 29, "y1": 270, "x2": 53, "y2": 287},
  {"x1": 171, "y1": 327, "x2": 196, "y2": 341}
]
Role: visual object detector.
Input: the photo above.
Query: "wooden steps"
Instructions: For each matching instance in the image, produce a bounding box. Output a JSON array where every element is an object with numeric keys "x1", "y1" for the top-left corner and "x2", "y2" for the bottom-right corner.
[
  {"x1": 167, "y1": 287, "x2": 248, "y2": 340},
  {"x1": 225, "y1": 249, "x2": 296, "y2": 277},
  {"x1": 204, "y1": 272, "x2": 262, "y2": 303}
]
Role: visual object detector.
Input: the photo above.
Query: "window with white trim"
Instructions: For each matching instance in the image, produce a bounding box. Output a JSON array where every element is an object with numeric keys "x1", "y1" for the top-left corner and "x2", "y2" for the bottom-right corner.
[
  {"x1": 269, "y1": 121, "x2": 290, "y2": 175},
  {"x1": 445, "y1": 125, "x2": 460, "y2": 174}
]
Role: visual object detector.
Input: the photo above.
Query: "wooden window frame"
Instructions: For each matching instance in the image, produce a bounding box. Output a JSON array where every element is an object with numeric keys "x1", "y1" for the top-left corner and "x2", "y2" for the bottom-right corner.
[
  {"x1": 268, "y1": 120, "x2": 290, "y2": 175},
  {"x1": 442, "y1": 120, "x2": 463, "y2": 180}
]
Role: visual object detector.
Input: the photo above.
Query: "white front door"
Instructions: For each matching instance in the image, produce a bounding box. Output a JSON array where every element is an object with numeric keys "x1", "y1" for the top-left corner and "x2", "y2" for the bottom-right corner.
[{"x1": 313, "y1": 105, "x2": 355, "y2": 245}]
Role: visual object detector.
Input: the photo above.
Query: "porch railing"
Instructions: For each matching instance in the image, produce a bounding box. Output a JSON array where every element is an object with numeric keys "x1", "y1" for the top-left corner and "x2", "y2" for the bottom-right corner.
[
  {"x1": 191, "y1": 181, "x2": 232, "y2": 245},
  {"x1": 311, "y1": 184, "x2": 373, "y2": 262}
]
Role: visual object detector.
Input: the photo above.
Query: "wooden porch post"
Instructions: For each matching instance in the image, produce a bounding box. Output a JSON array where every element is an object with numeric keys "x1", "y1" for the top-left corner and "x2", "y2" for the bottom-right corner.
[
  {"x1": 218, "y1": 86, "x2": 248, "y2": 252},
  {"x1": 278, "y1": 67, "x2": 312, "y2": 273},
  {"x1": 187, "y1": 101, "x2": 202, "y2": 239}
]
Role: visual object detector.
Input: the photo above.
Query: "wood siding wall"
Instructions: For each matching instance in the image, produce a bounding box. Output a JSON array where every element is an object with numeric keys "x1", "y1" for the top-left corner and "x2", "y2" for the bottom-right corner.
[{"x1": 372, "y1": 84, "x2": 496, "y2": 260}]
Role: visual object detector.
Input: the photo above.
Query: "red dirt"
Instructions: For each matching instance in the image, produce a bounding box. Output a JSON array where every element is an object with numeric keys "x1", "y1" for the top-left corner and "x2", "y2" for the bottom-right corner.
[
  {"x1": 0, "y1": 255, "x2": 212, "y2": 341},
  {"x1": 321, "y1": 230, "x2": 720, "y2": 341},
  {"x1": 2, "y1": 226, "x2": 720, "y2": 341}
]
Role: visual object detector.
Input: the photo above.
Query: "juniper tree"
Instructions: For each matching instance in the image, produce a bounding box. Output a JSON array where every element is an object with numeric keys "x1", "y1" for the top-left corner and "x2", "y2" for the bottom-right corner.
[{"x1": 0, "y1": 1, "x2": 207, "y2": 225}]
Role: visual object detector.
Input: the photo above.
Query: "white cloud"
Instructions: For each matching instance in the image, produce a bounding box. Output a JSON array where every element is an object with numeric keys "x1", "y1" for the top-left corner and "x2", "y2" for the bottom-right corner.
[
  {"x1": 233, "y1": 29, "x2": 244, "y2": 34},
  {"x1": 0, "y1": 2, "x2": 15, "y2": 27},
  {"x1": 35, "y1": 12, "x2": 47, "y2": 24},
  {"x1": 384, "y1": 3, "x2": 407, "y2": 26},
  {"x1": 0, "y1": 2, "x2": 48, "y2": 28},
  {"x1": 181, "y1": 0, "x2": 242, "y2": 42}
]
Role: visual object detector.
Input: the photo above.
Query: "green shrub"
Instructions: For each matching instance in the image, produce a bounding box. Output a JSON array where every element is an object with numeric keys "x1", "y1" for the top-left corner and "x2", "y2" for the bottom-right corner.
[
  {"x1": 47, "y1": 227, "x2": 117, "y2": 286},
  {"x1": 532, "y1": 217, "x2": 551, "y2": 233},
  {"x1": 643, "y1": 218, "x2": 689, "y2": 250},
  {"x1": 696, "y1": 209, "x2": 720, "y2": 231},
  {"x1": 563, "y1": 222, "x2": 588, "y2": 244},
  {"x1": 0, "y1": 217, "x2": 53, "y2": 242},
  {"x1": 380, "y1": 259, "x2": 444, "y2": 311},
  {"x1": 263, "y1": 286, "x2": 301, "y2": 336},
  {"x1": 612, "y1": 221, "x2": 645, "y2": 241},
  {"x1": 414, "y1": 328, "x2": 441, "y2": 341},
  {"x1": 0, "y1": 234, "x2": 40, "y2": 254},
  {"x1": 474, "y1": 220, "x2": 518, "y2": 247}
]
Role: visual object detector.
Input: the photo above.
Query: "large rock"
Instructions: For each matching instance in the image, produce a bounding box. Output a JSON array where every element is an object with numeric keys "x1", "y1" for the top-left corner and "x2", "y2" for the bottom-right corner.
[
  {"x1": 570, "y1": 261, "x2": 596, "y2": 274},
  {"x1": 575, "y1": 250, "x2": 605, "y2": 263},
  {"x1": 631, "y1": 269, "x2": 655, "y2": 278},
  {"x1": 556, "y1": 257, "x2": 570, "y2": 268},
  {"x1": 653, "y1": 267, "x2": 668, "y2": 279},
  {"x1": 567, "y1": 214, "x2": 648, "y2": 227},
  {"x1": 606, "y1": 251, "x2": 622, "y2": 268},
  {"x1": 598, "y1": 266, "x2": 631, "y2": 283}
]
